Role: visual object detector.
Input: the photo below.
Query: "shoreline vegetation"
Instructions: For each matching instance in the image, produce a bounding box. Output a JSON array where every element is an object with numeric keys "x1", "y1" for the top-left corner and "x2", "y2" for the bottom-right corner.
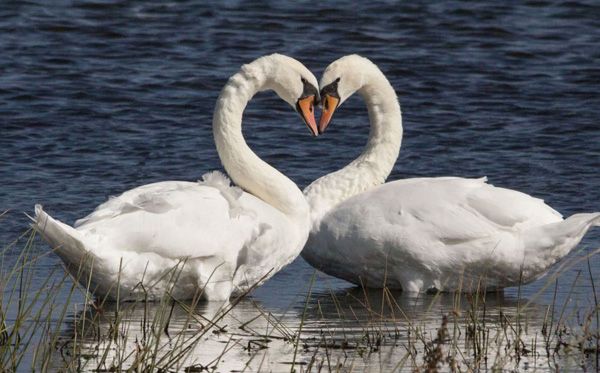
[{"x1": 0, "y1": 227, "x2": 599, "y2": 372}]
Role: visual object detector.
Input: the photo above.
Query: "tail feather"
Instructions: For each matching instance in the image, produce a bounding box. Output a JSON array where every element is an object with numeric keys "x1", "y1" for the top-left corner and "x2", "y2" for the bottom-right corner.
[
  {"x1": 32, "y1": 204, "x2": 99, "y2": 275},
  {"x1": 524, "y1": 212, "x2": 600, "y2": 269}
]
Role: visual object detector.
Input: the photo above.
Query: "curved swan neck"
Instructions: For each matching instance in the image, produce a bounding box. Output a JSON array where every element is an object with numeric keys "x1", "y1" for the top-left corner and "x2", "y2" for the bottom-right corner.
[
  {"x1": 213, "y1": 57, "x2": 308, "y2": 219},
  {"x1": 305, "y1": 64, "x2": 402, "y2": 225},
  {"x1": 354, "y1": 73, "x2": 403, "y2": 181}
]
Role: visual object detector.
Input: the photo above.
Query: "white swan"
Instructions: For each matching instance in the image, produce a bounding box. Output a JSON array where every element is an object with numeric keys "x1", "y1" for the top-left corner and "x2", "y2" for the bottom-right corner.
[
  {"x1": 33, "y1": 54, "x2": 320, "y2": 301},
  {"x1": 302, "y1": 55, "x2": 600, "y2": 292}
]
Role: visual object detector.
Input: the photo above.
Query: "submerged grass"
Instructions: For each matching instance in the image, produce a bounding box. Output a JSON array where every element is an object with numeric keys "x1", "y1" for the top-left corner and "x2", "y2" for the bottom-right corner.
[{"x1": 0, "y1": 227, "x2": 599, "y2": 372}]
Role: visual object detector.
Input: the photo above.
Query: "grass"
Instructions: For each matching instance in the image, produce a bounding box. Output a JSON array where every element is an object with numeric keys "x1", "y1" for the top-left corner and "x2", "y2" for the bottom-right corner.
[{"x1": 0, "y1": 227, "x2": 599, "y2": 372}]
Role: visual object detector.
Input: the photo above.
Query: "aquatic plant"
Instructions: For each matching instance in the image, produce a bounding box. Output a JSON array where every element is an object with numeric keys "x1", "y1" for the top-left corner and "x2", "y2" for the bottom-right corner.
[{"x1": 0, "y1": 227, "x2": 599, "y2": 371}]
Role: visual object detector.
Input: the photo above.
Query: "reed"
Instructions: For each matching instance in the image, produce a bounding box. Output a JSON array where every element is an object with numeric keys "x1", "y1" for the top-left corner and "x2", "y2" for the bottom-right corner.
[{"x1": 1, "y1": 226, "x2": 599, "y2": 371}]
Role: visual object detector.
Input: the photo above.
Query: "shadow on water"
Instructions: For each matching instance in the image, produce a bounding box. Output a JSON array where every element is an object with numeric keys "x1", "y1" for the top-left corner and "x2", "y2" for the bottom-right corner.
[{"x1": 50, "y1": 286, "x2": 594, "y2": 372}]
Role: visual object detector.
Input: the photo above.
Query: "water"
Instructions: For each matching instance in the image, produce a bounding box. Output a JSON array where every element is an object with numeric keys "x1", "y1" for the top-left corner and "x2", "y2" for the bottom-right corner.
[{"x1": 1, "y1": 0, "x2": 599, "y2": 371}]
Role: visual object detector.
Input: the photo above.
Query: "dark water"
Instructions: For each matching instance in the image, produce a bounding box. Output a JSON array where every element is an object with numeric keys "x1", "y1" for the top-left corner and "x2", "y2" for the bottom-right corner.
[{"x1": 1, "y1": 0, "x2": 600, "y2": 371}]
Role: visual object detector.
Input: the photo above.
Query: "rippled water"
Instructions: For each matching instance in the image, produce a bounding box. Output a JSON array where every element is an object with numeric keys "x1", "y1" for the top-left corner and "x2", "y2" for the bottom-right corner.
[{"x1": 1, "y1": 0, "x2": 599, "y2": 371}]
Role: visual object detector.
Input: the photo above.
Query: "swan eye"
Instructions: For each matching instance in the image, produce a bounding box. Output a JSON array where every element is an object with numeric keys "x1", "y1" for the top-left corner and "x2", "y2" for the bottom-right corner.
[
  {"x1": 300, "y1": 77, "x2": 318, "y2": 102},
  {"x1": 320, "y1": 78, "x2": 341, "y2": 102}
]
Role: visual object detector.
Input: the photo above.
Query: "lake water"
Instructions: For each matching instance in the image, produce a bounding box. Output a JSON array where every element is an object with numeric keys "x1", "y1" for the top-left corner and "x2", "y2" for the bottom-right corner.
[{"x1": 1, "y1": 0, "x2": 599, "y2": 371}]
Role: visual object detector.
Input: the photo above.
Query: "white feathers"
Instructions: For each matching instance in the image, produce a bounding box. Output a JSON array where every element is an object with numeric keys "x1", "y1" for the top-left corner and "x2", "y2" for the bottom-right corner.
[
  {"x1": 32, "y1": 55, "x2": 313, "y2": 301},
  {"x1": 302, "y1": 55, "x2": 599, "y2": 293},
  {"x1": 199, "y1": 171, "x2": 246, "y2": 218},
  {"x1": 200, "y1": 170, "x2": 236, "y2": 190}
]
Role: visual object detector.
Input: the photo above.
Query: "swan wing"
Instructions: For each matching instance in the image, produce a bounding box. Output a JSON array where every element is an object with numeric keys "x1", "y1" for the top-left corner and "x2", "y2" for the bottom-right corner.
[
  {"x1": 75, "y1": 177, "x2": 286, "y2": 261},
  {"x1": 310, "y1": 177, "x2": 564, "y2": 287},
  {"x1": 464, "y1": 179, "x2": 562, "y2": 230},
  {"x1": 35, "y1": 172, "x2": 298, "y2": 300},
  {"x1": 331, "y1": 177, "x2": 562, "y2": 245}
]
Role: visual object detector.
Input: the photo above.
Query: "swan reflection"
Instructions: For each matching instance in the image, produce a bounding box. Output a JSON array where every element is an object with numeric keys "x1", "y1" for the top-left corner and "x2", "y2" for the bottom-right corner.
[
  {"x1": 56, "y1": 297, "x2": 301, "y2": 372},
  {"x1": 55, "y1": 287, "x2": 587, "y2": 372}
]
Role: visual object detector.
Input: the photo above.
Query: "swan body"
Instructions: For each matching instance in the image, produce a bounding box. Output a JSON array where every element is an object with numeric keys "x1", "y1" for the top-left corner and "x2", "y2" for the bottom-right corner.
[
  {"x1": 34, "y1": 54, "x2": 320, "y2": 301},
  {"x1": 306, "y1": 176, "x2": 600, "y2": 291},
  {"x1": 302, "y1": 55, "x2": 600, "y2": 292}
]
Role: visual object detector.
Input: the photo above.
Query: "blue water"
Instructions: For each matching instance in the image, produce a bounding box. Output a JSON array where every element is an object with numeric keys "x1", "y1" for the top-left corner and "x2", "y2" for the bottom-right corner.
[{"x1": 1, "y1": 0, "x2": 599, "y2": 370}]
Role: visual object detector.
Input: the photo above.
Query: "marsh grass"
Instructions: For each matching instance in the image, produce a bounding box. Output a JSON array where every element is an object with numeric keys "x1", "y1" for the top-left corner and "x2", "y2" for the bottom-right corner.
[{"x1": 1, "y1": 227, "x2": 599, "y2": 372}]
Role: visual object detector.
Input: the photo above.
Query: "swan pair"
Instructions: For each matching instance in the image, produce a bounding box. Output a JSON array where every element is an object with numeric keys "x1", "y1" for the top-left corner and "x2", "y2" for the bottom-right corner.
[{"x1": 33, "y1": 54, "x2": 599, "y2": 300}]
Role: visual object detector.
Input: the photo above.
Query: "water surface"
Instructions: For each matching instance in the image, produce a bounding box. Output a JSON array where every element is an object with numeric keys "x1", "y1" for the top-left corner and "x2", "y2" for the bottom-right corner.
[{"x1": 1, "y1": 0, "x2": 599, "y2": 371}]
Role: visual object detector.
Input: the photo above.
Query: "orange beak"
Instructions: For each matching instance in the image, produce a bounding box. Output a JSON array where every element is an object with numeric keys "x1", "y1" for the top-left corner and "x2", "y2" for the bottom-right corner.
[
  {"x1": 318, "y1": 94, "x2": 340, "y2": 134},
  {"x1": 297, "y1": 95, "x2": 318, "y2": 137}
]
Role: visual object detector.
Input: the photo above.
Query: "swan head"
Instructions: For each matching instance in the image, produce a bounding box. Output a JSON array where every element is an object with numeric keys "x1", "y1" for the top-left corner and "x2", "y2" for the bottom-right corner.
[
  {"x1": 263, "y1": 54, "x2": 320, "y2": 136},
  {"x1": 318, "y1": 54, "x2": 378, "y2": 134}
]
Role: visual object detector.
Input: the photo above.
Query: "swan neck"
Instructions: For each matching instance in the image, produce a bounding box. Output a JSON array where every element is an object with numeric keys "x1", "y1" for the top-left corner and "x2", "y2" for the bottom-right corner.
[
  {"x1": 213, "y1": 62, "x2": 308, "y2": 220},
  {"x1": 357, "y1": 78, "x2": 403, "y2": 173},
  {"x1": 305, "y1": 71, "x2": 402, "y2": 226}
]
